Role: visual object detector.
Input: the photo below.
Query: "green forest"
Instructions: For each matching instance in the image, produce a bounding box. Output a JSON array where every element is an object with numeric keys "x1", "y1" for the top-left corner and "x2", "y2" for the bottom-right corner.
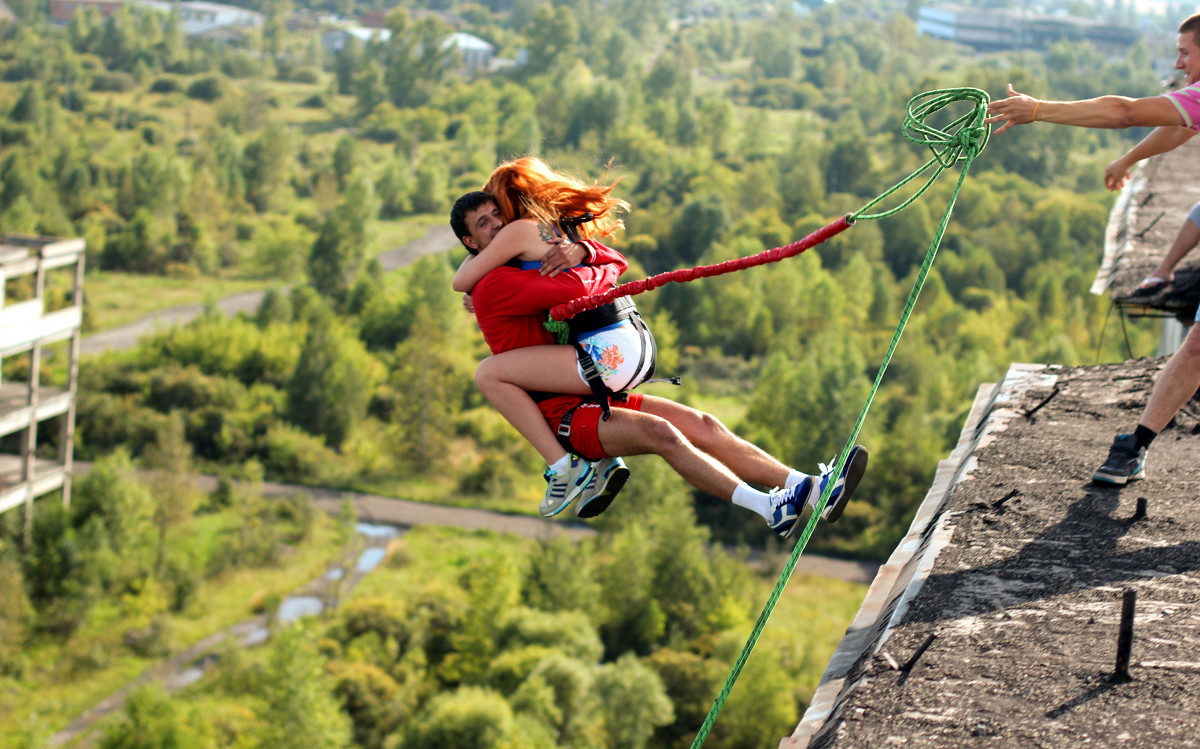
[{"x1": 0, "y1": 0, "x2": 1179, "y2": 745}]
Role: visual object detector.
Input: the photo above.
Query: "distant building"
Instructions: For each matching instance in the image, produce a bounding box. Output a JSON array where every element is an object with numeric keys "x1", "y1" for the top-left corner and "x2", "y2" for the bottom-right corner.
[
  {"x1": 48, "y1": 0, "x2": 129, "y2": 23},
  {"x1": 361, "y1": 6, "x2": 465, "y2": 30},
  {"x1": 321, "y1": 26, "x2": 391, "y2": 55},
  {"x1": 441, "y1": 31, "x2": 493, "y2": 75},
  {"x1": 0, "y1": 235, "x2": 85, "y2": 537},
  {"x1": 321, "y1": 27, "x2": 494, "y2": 75},
  {"x1": 917, "y1": 3, "x2": 1140, "y2": 54},
  {"x1": 175, "y1": 1, "x2": 262, "y2": 36},
  {"x1": 359, "y1": 7, "x2": 387, "y2": 29},
  {"x1": 48, "y1": 0, "x2": 263, "y2": 36}
]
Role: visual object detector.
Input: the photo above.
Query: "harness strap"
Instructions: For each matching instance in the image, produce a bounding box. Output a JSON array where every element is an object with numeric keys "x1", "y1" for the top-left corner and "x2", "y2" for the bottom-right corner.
[
  {"x1": 555, "y1": 406, "x2": 577, "y2": 455},
  {"x1": 572, "y1": 339, "x2": 615, "y2": 420}
]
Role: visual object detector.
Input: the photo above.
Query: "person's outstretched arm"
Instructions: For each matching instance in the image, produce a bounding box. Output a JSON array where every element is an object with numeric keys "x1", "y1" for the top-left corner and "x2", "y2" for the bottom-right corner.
[{"x1": 986, "y1": 83, "x2": 1185, "y2": 134}]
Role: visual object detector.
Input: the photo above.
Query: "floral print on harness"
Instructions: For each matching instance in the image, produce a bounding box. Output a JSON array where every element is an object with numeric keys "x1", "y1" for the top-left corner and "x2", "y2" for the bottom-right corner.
[{"x1": 582, "y1": 341, "x2": 625, "y2": 376}]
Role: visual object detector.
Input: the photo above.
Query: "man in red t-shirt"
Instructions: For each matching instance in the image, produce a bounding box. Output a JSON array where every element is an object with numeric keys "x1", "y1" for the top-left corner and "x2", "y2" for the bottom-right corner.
[{"x1": 452, "y1": 191, "x2": 868, "y2": 537}]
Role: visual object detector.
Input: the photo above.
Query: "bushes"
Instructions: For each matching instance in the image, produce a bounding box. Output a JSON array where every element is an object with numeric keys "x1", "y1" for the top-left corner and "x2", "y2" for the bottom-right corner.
[
  {"x1": 186, "y1": 75, "x2": 225, "y2": 101},
  {"x1": 149, "y1": 77, "x2": 181, "y2": 94},
  {"x1": 0, "y1": 554, "x2": 33, "y2": 674},
  {"x1": 91, "y1": 71, "x2": 137, "y2": 92},
  {"x1": 327, "y1": 660, "x2": 405, "y2": 749},
  {"x1": 259, "y1": 422, "x2": 343, "y2": 485},
  {"x1": 404, "y1": 687, "x2": 519, "y2": 749},
  {"x1": 287, "y1": 66, "x2": 321, "y2": 84}
]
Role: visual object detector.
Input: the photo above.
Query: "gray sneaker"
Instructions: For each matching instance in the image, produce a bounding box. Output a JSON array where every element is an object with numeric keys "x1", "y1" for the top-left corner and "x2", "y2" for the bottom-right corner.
[
  {"x1": 540, "y1": 455, "x2": 595, "y2": 517},
  {"x1": 575, "y1": 457, "x2": 630, "y2": 519}
]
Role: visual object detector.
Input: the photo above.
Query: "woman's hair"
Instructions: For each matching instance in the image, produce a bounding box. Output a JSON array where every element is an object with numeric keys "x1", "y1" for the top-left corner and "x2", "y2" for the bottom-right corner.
[{"x1": 483, "y1": 157, "x2": 628, "y2": 240}]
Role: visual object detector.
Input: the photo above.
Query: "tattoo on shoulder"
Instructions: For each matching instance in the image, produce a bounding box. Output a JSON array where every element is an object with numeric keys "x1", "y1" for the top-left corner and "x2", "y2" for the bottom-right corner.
[{"x1": 537, "y1": 223, "x2": 557, "y2": 242}]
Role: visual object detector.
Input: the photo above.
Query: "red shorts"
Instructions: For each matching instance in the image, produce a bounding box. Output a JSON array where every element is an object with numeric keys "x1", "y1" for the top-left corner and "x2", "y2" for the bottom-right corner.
[{"x1": 542, "y1": 392, "x2": 645, "y2": 461}]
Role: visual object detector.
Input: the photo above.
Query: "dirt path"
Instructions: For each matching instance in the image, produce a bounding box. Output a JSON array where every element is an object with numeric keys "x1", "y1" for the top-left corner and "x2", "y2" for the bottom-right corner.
[
  {"x1": 247, "y1": 477, "x2": 879, "y2": 582},
  {"x1": 80, "y1": 224, "x2": 457, "y2": 356}
]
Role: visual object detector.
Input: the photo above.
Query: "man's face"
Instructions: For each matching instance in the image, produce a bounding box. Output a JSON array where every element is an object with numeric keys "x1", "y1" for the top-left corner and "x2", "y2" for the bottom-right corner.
[
  {"x1": 462, "y1": 201, "x2": 504, "y2": 253},
  {"x1": 1176, "y1": 32, "x2": 1200, "y2": 85}
]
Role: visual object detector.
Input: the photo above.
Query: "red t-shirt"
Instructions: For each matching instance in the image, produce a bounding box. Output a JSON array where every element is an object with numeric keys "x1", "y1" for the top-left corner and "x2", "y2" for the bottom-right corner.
[{"x1": 470, "y1": 239, "x2": 628, "y2": 419}]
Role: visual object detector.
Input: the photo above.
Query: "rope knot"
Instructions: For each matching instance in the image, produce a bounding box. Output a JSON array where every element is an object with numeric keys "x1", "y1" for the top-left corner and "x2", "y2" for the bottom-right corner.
[{"x1": 901, "y1": 87, "x2": 991, "y2": 166}]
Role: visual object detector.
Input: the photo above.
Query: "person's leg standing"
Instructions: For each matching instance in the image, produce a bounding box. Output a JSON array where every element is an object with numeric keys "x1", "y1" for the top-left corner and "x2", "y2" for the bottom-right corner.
[{"x1": 1095, "y1": 314, "x2": 1200, "y2": 484}]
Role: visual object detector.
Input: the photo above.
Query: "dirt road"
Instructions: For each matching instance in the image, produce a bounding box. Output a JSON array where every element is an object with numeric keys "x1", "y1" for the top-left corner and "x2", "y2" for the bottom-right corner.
[{"x1": 80, "y1": 224, "x2": 456, "y2": 356}]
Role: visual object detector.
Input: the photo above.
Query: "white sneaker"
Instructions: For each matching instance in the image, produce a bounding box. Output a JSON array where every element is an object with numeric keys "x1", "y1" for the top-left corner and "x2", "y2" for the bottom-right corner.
[{"x1": 539, "y1": 455, "x2": 595, "y2": 517}]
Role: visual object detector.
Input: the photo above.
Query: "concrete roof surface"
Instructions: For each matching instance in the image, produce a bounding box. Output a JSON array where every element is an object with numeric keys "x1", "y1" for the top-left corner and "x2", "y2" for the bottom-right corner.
[{"x1": 786, "y1": 359, "x2": 1200, "y2": 748}]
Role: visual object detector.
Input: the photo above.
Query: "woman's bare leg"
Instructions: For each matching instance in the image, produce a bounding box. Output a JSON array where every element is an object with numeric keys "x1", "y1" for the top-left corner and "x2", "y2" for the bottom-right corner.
[{"x1": 475, "y1": 346, "x2": 590, "y2": 464}]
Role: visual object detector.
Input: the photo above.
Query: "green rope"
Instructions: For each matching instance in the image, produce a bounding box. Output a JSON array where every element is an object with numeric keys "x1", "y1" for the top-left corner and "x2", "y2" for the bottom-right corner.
[{"x1": 689, "y1": 87, "x2": 990, "y2": 749}]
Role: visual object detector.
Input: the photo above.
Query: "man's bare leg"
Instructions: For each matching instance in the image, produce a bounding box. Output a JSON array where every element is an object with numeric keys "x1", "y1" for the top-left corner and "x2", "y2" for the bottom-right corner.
[
  {"x1": 1140, "y1": 322, "x2": 1200, "y2": 432},
  {"x1": 638, "y1": 395, "x2": 792, "y2": 487},
  {"x1": 593, "y1": 407, "x2": 743, "y2": 499},
  {"x1": 1095, "y1": 322, "x2": 1200, "y2": 485},
  {"x1": 594, "y1": 400, "x2": 866, "y2": 532}
]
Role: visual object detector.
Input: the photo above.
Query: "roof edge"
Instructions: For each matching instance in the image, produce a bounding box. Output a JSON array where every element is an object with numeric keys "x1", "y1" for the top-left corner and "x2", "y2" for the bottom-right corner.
[
  {"x1": 782, "y1": 363, "x2": 1060, "y2": 748},
  {"x1": 1091, "y1": 174, "x2": 1140, "y2": 297}
]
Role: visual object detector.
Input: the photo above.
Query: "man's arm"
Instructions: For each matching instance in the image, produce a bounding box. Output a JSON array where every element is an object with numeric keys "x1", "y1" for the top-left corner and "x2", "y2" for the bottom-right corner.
[
  {"x1": 487, "y1": 241, "x2": 629, "y2": 316},
  {"x1": 579, "y1": 239, "x2": 629, "y2": 276},
  {"x1": 1105, "y1": 126, "x2": 1197, "y2": 190},
  {"x1": 986, "y1": 84, "x2": 1185, "y2": 134},
  {"x1": 539, "y1": 241, "x2": 589, "y2": 276}
]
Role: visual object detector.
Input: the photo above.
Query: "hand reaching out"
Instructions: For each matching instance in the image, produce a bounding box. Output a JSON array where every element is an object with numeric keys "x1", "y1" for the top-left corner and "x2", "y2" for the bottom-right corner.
[{"x1": 984, "y1": 84, "x2": 1040, "y2": 135}]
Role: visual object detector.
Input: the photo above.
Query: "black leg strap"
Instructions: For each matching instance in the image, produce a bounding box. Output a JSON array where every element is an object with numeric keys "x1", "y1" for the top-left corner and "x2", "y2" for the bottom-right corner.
[
  {"x1": 572, "y1": 340, "x2": 613, "y2": 420},
  {"x1": 556, "y1": 406, "x2": 578, "y2": 454}
]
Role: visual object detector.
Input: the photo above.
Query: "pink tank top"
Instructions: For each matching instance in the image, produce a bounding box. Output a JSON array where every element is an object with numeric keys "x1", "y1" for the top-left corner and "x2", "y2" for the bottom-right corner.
[{"x1": 1164, "y1": 82, "x2": 1200, "y2": 131}]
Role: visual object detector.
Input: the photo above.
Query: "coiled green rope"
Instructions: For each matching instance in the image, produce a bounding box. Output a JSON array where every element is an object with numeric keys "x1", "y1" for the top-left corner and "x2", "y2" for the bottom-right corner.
[{"x1": 690, "y1": 87, "x2": 990, "y2": 748}]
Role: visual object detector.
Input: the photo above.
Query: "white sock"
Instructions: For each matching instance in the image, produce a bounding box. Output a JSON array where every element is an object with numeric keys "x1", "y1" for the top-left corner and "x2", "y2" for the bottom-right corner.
[
  {"x1": 785, "y1": 469, "x2": 810, "y2": 490},
  {"x1": 732, "y1": 482, "x2": 773, "y2": 521},
  {"x1": 547, "y1": 454, "x2": 571, "y2": 475}
]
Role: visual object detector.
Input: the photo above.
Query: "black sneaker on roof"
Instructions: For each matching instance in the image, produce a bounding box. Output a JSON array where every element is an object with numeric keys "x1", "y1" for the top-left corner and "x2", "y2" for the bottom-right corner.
[{"x1": 1092, "y1": 433, "x2": 1147, "y2": 486}]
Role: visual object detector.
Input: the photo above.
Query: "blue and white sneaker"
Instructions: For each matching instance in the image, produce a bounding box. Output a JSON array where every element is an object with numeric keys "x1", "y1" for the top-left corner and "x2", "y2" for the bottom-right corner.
[
  {"x1": 767, "y1": 483, "x2": 809, "y2": 537},
  {"x1": 575, "y1": 457, "x2": 630, "y2": 519},
  {"x1": 805, "y1": 445, "x2": 869, "y2": 527},
  {"x1": 774, "y1": 445, "x2": 869, "y2": 538},
  {"x1": 540, "y1": 455, "x2": 595, "y2": 518}
]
